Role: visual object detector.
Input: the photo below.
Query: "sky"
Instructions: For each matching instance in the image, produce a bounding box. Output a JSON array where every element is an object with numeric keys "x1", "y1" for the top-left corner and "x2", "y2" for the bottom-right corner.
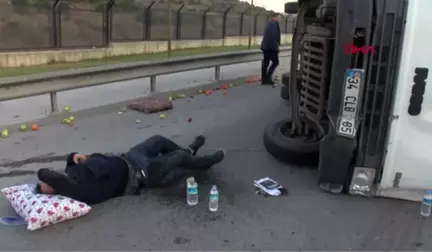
[{"x1": 246, "y1": 0, "x2": 295, "y2": 13}]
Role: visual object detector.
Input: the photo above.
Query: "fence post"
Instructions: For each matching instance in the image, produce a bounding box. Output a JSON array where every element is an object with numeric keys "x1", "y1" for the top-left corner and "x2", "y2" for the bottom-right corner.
[
  {"x1": 50, "y1": 0, "x2": 60, "y2": 48},
  {"x1": 201, "y1": 7, "x2": 210, "y2": 39},
  {"x1": 222, "y1": 6, "x2": 231, "y2": 45},
  {"x1": 176, "y1": 4, "x2": 185, "y2": 40},
  {"x1": 253, "y1": 12, "x2": 261, "y2": 36},
  {"x1": 102, "y1": 0, "x2": 115, "y2": 47},
  {"x1": 240, "y1": 7, "x2": 250, "y2": 36},
  {"x1": 167, "y1": 3, "x2": 172, "y2": 57},
  {"x1": 57, "y1": 4, "x2": 62, "y2": 48},
  {"x1": 145, "y1": 1, "x2": 156, "y2": 40},
  {"x1": 248, "y1": 7, "x2": 253, "y2": 48},
  {"x1": 285, "y1": 14, "x2": 289, "y2": 33}
]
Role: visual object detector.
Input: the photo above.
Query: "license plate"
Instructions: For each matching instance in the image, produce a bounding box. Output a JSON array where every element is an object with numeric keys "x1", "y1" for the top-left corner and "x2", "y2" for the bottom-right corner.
[{"x1": 337, "y1": 69, "x2": 365, "y2": 138}]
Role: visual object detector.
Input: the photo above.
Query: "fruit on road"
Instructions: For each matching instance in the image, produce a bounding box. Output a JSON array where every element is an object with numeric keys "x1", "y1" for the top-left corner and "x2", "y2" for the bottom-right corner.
[
  {"x1": 136, "y1": 119, "x2": 141, "y2": 124},
  {"x1": 205, "y1": 90, "x2": 212, "y2": 96},
  {"x1": 69, "y1": 116, "x2": 75, "y2": 121},
  {"x1": 198, "y1": 90, "x2": 203, "y2": 94},
  {"x1": 1, "y1": 128, "x2": 8, "y2": 138},
  {"x1": 19, "y1": 124, "x2": 27, "y2": 131},
  {"x1": 63, "y1": 105, "x2": 71, "y2": 112},
  {"x1": 31, "y1": 124, "x2": 39, "y2": 131},
  {"x1": 168, "y1": 96, "x2": 173, "y2": 102},
  {"x1": 188, "y1": 117, "x2": 192, "y2": 122},
  {"x1": 160, "y1": 114, "x2": 165, "y2": 119},
  {"x1": 63, "y1": 118, "x2": 71, "y2": 124}
]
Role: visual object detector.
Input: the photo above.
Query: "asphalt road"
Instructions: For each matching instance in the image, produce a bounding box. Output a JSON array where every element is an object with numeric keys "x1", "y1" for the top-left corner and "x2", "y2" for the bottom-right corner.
[{"x1": 0, "y1": 58, "x2": 432, "y2": 250}]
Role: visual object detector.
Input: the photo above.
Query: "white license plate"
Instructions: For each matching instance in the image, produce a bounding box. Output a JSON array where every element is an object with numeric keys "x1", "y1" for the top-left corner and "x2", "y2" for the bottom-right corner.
[{"x1": 337, "y1": 69, "x2": 365, "y2": 138}]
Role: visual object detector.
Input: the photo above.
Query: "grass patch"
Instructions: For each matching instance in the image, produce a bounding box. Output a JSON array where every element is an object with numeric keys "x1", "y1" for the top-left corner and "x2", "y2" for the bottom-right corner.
[{"x1": 0, "y1": 45, "x2": 260, "y2": 78}]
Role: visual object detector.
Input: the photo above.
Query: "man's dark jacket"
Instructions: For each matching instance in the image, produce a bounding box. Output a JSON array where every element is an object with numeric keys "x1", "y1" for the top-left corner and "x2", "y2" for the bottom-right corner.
[
  {"x1": 38, "y1": 152, "x2": 130, "y2": 205},
  {"x1": 260, "y1": 20, "x2": 281, "y2": 51}
]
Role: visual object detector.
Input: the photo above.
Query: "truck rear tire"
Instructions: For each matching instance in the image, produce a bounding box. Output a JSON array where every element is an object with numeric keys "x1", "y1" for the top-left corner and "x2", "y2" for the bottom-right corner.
[
  {"x1": 281, "y1": 85, "x2": 290, "y2": 100},
  {"x1": 263, "y1": 120, "x2": 319, "y2": 166}
]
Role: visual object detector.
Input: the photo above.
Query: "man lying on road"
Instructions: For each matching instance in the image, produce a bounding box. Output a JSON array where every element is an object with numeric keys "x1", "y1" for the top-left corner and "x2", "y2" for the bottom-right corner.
[{"x1": 35, "y1": 135, "x2": 225, "y2": 204}]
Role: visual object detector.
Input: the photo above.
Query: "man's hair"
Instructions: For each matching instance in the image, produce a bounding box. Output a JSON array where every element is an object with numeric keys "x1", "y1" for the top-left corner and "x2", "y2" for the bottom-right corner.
[
  {"x1": 271, "y1": 13, "x2": 281, "y2": 18},
  {"x1": 35, "y1": 183, "x2": 43, "y2": 194}
]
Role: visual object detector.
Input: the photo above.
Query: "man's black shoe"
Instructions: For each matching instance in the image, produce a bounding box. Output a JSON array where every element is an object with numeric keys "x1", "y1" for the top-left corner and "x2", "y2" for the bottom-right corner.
[
  {"x1": 211, "y1": 149, "x2": 225, "y2": 164},
  {"x1": 189, "y1": 135, "x2": 206, "y2": 155},
  {"x1": 261, "y1": 78, "x2": 275, "y2": 85}
]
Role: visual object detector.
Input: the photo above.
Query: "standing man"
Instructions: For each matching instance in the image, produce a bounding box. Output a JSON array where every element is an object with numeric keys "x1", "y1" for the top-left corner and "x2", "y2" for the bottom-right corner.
[{"x1": 261, "y1": 13, "x2": 281, "y2": 85}]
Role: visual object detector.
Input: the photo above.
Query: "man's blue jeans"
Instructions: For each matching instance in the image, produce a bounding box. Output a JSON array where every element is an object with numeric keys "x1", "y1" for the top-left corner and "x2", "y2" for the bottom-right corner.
[{"x1": 126, "y1": 135, "x2": 215, "y2": 187}]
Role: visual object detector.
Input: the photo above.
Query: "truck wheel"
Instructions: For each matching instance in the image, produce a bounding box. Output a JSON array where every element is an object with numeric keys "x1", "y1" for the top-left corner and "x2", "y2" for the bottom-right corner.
[
  {"x1": 263, "y1": 120, "x2": 320, "y2": 166},
  {"x1": 281, "y1": 85, "x2": 290, "y2": 100}
]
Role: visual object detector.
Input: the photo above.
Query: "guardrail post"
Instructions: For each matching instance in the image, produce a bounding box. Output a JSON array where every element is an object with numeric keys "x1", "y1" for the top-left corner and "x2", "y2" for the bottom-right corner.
[
  {"x1": 150, "y1": 76, "x2": 156, "y2": 92},
  {"x1": 284, "y1": 14, "x2": 289, "y2": 33},
  {"x1": 102, "y1": 0, "x2": 115, "y2": 46},
  {"x1": 222, "y1": 7, "x2": 231, "y2": 45},
  {"x1": 201, "y1": 7, "x2": 210, "y2": 39},
  {"x1": 176, "y1": 4, "x2": 185, "y2": 40},
  {"x1": 145, "y1": 1, "x2": 155, "y2": 40},
  {"x1": 50, "y1": 92, "x2": 58, "y2": 113},
  {"x1": 214, "y1": 66, "x2": 220, "y2": 80}
]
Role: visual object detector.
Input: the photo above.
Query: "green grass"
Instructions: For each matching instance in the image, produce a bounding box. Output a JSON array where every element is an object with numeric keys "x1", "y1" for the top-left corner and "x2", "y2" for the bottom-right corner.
[{"x1": 0, "y1": 45, "x2": 260, "y2": 78}]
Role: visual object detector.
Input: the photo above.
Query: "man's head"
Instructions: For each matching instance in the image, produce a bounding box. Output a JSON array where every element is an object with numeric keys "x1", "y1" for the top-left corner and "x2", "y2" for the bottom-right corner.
[{"x1": 271, "y1": 13, "x2": 281, "y2": 22}]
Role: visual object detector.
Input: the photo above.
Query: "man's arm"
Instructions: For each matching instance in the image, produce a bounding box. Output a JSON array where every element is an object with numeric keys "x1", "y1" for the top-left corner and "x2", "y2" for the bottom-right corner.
[{"x1": 37, "y1": 168, "x2": 78, "y2": 197}]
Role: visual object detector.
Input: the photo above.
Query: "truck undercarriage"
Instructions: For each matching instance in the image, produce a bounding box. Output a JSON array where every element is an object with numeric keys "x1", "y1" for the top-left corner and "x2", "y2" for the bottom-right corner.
[{"x1": 264, "y1": 0, "x2": 407, "y2": 195}]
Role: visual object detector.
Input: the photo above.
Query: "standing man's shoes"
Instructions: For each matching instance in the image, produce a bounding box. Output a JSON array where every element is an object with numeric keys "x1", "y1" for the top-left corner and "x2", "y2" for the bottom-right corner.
[{"x1": 261, "y1": 78, "x2": 275, "y2": 85}]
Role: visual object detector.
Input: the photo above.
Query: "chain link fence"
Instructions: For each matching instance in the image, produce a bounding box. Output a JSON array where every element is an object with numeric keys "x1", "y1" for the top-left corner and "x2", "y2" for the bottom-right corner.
[{"x1": 0, "y1": 1, "x2": 296, "y2": 51}]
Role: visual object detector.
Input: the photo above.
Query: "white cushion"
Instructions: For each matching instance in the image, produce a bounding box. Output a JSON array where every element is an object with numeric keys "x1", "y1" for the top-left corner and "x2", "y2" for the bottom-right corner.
[{"x1": 2, "y1": 184, "x2": 91, "y2": 231}]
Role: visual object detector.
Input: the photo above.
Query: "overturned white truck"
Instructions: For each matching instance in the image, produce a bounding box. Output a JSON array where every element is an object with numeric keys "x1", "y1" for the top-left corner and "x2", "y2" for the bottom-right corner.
[{"x1": 263, "y1": 0, "x2": 431, "y2": 201}]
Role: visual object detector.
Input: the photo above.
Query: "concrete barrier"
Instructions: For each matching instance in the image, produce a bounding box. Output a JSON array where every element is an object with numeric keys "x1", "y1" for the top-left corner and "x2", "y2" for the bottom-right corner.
[{"x1": 0, "y1": 34, "x2": 293, "y2": 68}]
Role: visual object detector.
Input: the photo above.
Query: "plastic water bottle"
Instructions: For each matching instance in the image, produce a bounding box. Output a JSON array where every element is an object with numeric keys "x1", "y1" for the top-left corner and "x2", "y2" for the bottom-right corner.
[
  {"x1": 209, "y1": 185, "x2": 219, "y2": 212},
  {"x1": 186, "y1": 177, "x2": 198, "y2": 206},
  {"x1": 421, "y1": 190, "x2": 432, "y2": 217}
]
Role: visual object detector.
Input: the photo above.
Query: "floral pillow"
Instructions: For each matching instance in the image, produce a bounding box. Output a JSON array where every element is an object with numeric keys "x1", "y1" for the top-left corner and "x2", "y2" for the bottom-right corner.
[{"x1": 2, "y1": 184, "x2": 91, "y2": 231}]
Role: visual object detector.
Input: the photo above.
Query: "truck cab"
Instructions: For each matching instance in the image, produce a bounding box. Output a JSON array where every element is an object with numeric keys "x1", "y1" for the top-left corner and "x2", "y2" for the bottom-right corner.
[{"x1": 263, "y1": 0, "x2": 432, "y2": 201}]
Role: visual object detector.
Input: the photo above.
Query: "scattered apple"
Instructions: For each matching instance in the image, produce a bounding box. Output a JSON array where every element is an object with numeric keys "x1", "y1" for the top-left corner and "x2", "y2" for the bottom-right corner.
[
  {"x1": 63, "y1": 118, "x2": 71, "y2": 124},
  {"x1": 63, "y1": 105, "x2": 71, "y2": 112},
  {"x1": 118, "y1": 111, "x2": 123, "y2": 115},
  {"x1": 159, "y1": 114, "x2": 165, "y2": 119},
  {"x1": 69, "y1": 116, "x2": 75, "y2": 121},
  {"x1": 205, "y1": 90, "x2": 212, "y2": 96},
  {"x1": 229, "y1": 84, "x2": 234, "y2": 87},
  {"x1": 187, "y1": 117, "x2": 192, "y2": 122},
  {"x1": 136, "y1": 119, "x2": 141, "y2": 124},
  {"x1": 198, "y1": 90, "x2": 203, "y2": 94},
  {"x1": 19, "y1": 124, "x2": 27, "y2": 131},
  {"x1": 31, "y1": 124, "x2": 39, "y2": 131},
  {"x1": 1, "y1": 128, "x2": 8, "y2": 138},
  {"x1": 168, "y1": 96, "x2": 173, "y2": 102}
]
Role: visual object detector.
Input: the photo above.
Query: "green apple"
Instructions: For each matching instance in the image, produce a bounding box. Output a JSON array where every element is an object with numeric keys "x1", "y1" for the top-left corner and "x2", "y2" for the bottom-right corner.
[
  {"x1": 69, "y1": 116, "x2": 75, "y2": 121},
  {"x1": 1, "y1": 128, "x2": 8, "y2": 138},
  {"x1": 136, "y1": 119, "x2": 141, "y2": 124},
  {"x1": 63, "y1": 105, "x2": 71, "y2": 112},
  {"x1": 159, "y1": 114, "x2": 165, "y2": 119},
  {"x1": 19, "y1": 124, "x2": 27, "y2": 131}
]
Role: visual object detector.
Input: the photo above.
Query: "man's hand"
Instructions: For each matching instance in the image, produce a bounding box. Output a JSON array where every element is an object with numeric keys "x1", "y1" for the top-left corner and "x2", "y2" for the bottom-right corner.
[{"x1": 72, "y1": 153, "x2": 87, "y2": 164}]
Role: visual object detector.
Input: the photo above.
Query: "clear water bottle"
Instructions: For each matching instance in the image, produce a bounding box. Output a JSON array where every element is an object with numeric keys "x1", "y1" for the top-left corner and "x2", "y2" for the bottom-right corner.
[
  {"x1": 421, "y1": 190, "x2": 432, "y2": 217},
  {"x1": 209, "y1": 185, "x2": 219, "y2": 212},
  {"x1": 186, "y1": 177, "x2": 198, "y2": 206}
]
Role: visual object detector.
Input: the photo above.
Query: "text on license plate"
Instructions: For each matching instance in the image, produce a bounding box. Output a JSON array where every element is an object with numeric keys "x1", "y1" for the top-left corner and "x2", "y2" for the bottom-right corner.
[{"x1": 337, "y1": 69, "x2": 364, "y2": 137}]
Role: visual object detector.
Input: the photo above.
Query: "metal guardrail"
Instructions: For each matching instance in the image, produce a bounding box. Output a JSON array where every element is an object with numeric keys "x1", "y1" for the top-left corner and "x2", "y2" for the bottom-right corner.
[{"x1": 0, "y1": 47, "x2": 291, "y2": 113}]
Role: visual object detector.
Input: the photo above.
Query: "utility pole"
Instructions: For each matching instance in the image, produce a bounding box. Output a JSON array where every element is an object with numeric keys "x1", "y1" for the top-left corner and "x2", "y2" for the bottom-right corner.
[{"x1": 248, "y1": 0, "x2": 254, "y2": 49}]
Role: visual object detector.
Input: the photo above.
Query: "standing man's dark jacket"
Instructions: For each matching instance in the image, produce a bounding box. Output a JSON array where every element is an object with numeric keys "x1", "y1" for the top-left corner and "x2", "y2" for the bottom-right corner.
[
  {"x1": 37, "y1": 152, "x2": 130, "y2": 205},
  {"x1": 261, "y1": 20, "x2": 281, "y2": 51}
]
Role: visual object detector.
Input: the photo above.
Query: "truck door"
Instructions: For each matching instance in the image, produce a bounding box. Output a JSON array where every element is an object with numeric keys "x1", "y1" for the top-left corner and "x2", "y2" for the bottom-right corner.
[{"x1": 378, "y1": 0, "x2": 432, "y2": 201}]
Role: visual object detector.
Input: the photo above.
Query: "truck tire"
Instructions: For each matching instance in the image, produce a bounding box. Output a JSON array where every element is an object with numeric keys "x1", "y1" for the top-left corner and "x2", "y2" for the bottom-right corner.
[
  {"x1": 263, "y1": 120, "x2": 320, "y2": 166},
  {"x1": 281, "y1": 85, "x2": 290, "y2": 100}
]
